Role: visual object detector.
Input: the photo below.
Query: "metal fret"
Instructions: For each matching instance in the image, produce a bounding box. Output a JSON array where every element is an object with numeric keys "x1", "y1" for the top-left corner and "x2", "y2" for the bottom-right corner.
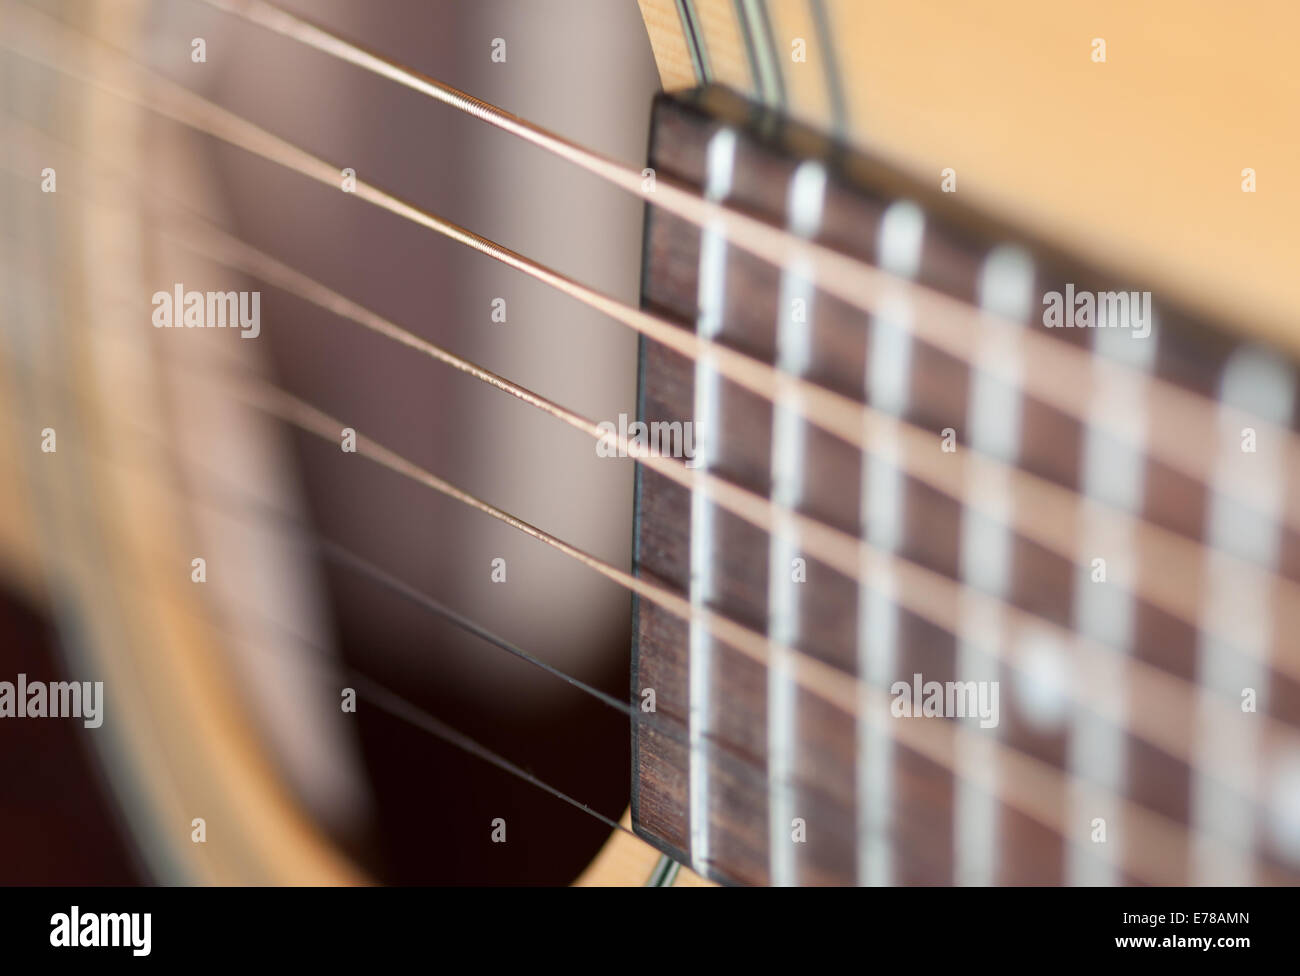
[
  {"x1": 767, "y1": 159, "x2": 827, "y2": 886},
  {"x1": 1193, "y1": 347, "x2": 1296, "y2": 882},
  {"x1": 687, "y1": 127, "x2": 739, "y2": 876},
  {"x1": 856, "y1": 200, "x2": 924, "y2": 886},
  {"x1": 955, "y1": 245, "x2": 1035, "y2": 885},
  {"x1": 1066, "y1": 317, "x2": 1159, "y2": 884}
]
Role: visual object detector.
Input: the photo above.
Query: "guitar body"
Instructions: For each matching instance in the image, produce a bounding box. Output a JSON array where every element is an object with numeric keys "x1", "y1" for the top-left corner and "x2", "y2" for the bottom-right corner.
[{"x1": 1, "y1": 0, "x2": 1297, "y2": 886}]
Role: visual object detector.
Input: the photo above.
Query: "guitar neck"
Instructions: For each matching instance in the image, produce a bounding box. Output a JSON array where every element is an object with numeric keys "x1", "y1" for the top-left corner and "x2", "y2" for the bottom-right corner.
[{"x1": 630, "y1": 85, "x2": 1300, "y2": 885}]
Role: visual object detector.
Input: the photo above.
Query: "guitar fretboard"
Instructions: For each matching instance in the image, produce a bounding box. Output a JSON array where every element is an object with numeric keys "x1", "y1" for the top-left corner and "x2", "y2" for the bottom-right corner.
[{"x1": 631, "y1": 85, "x2": 1300, "y2": 886}]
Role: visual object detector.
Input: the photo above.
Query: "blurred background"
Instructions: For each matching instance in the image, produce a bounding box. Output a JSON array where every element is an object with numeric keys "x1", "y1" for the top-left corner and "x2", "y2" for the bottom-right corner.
[{"x1": 0, "y1": 0, "x2": 661, "y2": 884}]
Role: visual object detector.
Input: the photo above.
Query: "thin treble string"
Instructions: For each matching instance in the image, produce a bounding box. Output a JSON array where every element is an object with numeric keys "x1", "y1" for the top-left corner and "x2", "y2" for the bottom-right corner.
[
  {"x1": 317, "y1": 540, "x2": 788, "y2": 801},
  {"x1": 191, "y1": 0, "x2": 1300, "y2": 539},
  {"x1": 8, "y1": 8, "x2": 1300, "y2": 695},
  {"x1": 4, "y1": 124, "x2": 1292, "y2": 811},
  {"x1": 12, "y1": 0, "x2": 1300, "y2": 548},
  {"x1": 350, "y1": 670, "x2": 639, "y2": 841}
]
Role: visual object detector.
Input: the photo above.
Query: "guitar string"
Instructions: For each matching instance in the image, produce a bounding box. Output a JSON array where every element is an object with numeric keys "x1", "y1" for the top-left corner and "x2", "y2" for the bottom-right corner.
[
  {"x1": 158, "y1": 556, "x2": 647, "y2": 846},
  {"x1": 2, "y1": 111, "x2": 1294, "y2": 806},
  {"x1": 0, "y1": 11, "x2": 1289, "y2": 878},
  {"x1": 5, "y1": 23, "x2": 1298, "y2": 708},
  {"x1": 206, "y1": 579, "x2": 813, "y2": 874},
  {"x1": 0, "y1": 204, "x2": 1262, "y2": 889},
  {"x1": 187, "y1": 0, "x2": 1300, "y2": 538},
  {"x1": 348, "y1": 669, "x2": 640, "y2": 842},
  {"x1": 134, "y1": 523, "x2": 650, "y2": 846}
]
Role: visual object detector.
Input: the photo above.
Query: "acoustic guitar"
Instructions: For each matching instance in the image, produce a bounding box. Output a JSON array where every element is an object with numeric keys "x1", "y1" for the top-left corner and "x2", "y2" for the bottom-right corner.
[{"x1": 1, "y1": 0, "x2": 1297, "y2": 887}]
